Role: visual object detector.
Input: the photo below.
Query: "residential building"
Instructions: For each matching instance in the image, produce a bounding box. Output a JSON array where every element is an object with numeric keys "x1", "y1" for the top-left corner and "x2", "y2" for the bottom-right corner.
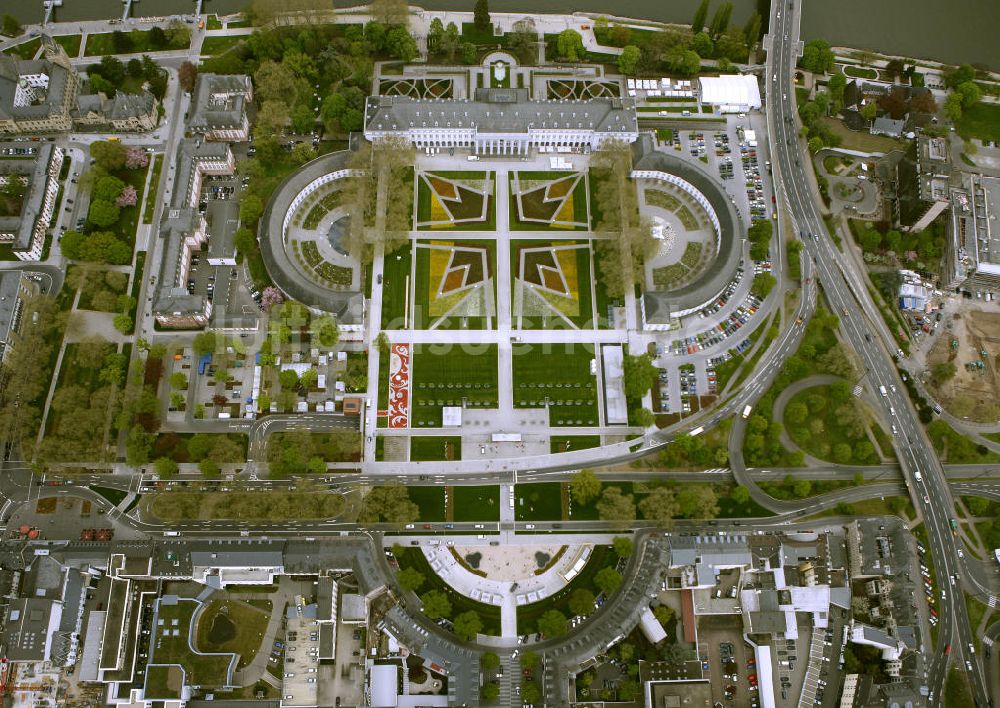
[
  {"x1": 0, "y1": 270, "x2": 40, "y2": 364},
  {"x1": 364, "y1": 87, "x2": 638, "y2": 153},
  {"x1": 0, "y1": 142, "x2": 64, "y2": 260},
  {"x1": 946, "y1": 172, "x2": 1000, "y2": 293},
  {"x1": 0, "y1": 36, "x2": 78, "y2": 135},
  {"x1": 187, "y1": 74, "x2": 253, "y2": 142},
  {"x1": 72, "y1": 89, "x2": 159, "y2": 132},
  {"x1": 152, "y1": 139, "x2": 235, "y2": 329}
]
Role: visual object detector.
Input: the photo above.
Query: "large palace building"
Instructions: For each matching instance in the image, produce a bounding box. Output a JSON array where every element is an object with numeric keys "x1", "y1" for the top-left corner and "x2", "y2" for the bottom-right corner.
[{"x1": 364, "y1": 87, "x2": 638, "y2": 154}]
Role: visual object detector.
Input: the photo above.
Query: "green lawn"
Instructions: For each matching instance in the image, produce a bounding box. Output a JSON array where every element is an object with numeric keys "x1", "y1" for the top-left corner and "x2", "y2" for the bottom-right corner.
[
  {"x1": 516, "y1": 545, "x2": 617, "y2": 635},
  {"x1": 194, "y1": 597, "x2": 270, "y2": 669},
  {"x1": 956, "y1": 102, "x2": 1000, "y2": 143},
  {"x1": 716, "y1": 486, "x2": 775, "y2": 518},
  {"x1": 409, "y1": 485, "x2": 446, "y2": 522},
  {"x1": 144, "y1": 665, "x2": 183, "y2": 700},
  {"x1": 394, "y1": 546, "x2": 502, "y2": 636},
  {"x1": 142, "y1": 154, "x2": 163, "y2": 224},
  {"x1": 84, "y1": 30, "x2": 190, "y2": 56},
  {"x1": 842, "y1": 65, "x2": 878, "y2": 79},
  {"x1": 514, "y1": 482, "x2": 563, "y2": 521},
  {"x1": 410, "y1": 344, "x2": 498, "y2": 427},
  {"x1": 512, "y1": 343, "x2": 598, "y2": 426},
  {"x1": 150, "y1": 599, "x2": 234, "y2": 688},
  {"x1": 452, "y1": 485, "x2": 500, "y2": 522},
  {"x1": 550, "y1": 435, "x2": 601, "y2": 454},
  {"x1": 928, "y1": 420, "x2": 1000, "y2": 464},
  {"x1": 508, "y1": 172, "x2": 590, "y2": 231},
  {"x1": 201, "y1": 35, "x2": 247, "y2": 56},
  {"x1": 91, "y1": 485, "x2": 128, "y2": 506},
  {"x1": 4, "y1": 38, "x2": 40, "y2": 60},
  {"x1": 53, "y1": 35, "x2": 82, "y2": 57},
  {"x1": 380, "y1": 244, "x2": 412, "y2": 329},
  {"x1": 410, "y1": 436, "x2": 461, "y2": 461}
]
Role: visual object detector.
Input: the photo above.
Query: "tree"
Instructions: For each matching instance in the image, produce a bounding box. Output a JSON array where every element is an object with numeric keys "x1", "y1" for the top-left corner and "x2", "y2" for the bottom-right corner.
[
  {"x1": 638, "y1": 486, "x2": 679, "y2": 525},
  {"x1": 473, "y1": 0, "x2": 490, "y2": 31},
  {"x1": 860, "y1": 101, "x2": 879, "y2": 121},
  {"x1": 521, "y1": 681, "x2": 541, "y2": 703},
  {"x1": 597, "y1": 486, "x2": 636, "y2": 521},
  {"x1": 623, "y1": 353, "x2": 657, "y2": 398},
  {"x1": 570, "y1": 469, "x2": 602, "y2": 505},
  {"x1": 165, "y1": 18, "x2": 191, "y2": 47},
  {"x1": 568, "y1": 587, "x2": 596, "y2": 616},
  {"x1": 397, "y1": 567, "x2": 425, "y2": 591},
  {"x1": 708, "y1": 1, "x2": 733, "y2": 38},
  {"x1": 93, "y1": 175, "x2": 126, "y2": 203},
  {"x1": 358, "y1": 485, "x2": 419, "y2": 523},
  {"x1": 932, "y1": 362, "x2": 957, "y2": 384},
  {"x1": 537, "y1": 609, "x2": 568, "y2": 637},
  {"x1": 178, "y1": 61, "x2": 198, "y2": 93},
  {"x1": 801, "y1": 39, "x2": 835, "y2": 74},
  {"x1": 1, "y1": 14, "x2": 21, "y2": 37},
  {"x1": 279, "y1": 369, "x2": 300, "y2": 391},
  {"x1": 420, "y1": 590, "x2": 451, "y2": 619},
  {"x1": 556, "y1": 29, "x2": 584, "y2": 61},
  {"x1": 88, "y1": 200, "x2": 120, "y2": 228},
  {"x1": 520, "y1": 650, "x2": 539, "y2": 669},
  {"x1": 314, "y1": 316, "x2": 339, "y2": 347},
  {"x1": 198, "y1": 459, "x2": 221, "y2": 478},
  {"x1": 481, "y1": 683, "x2": 499, "y2": 700},
  {"x1": 617, "y1": 45, "x2": 641, "y2": 76},
  {"x1": 943, "y1": 92, "x2": 964, "y2": 121},
  {"x1": 452, "y1": 611, "x2": 483, "y2": 640},
  {"x1": 613, "y1": 536, "x2": 634, "y2": 559},
  {"x1": 115, "y1": 185, "x2": 138, "y2": 208},
  {"x1": 299, "y1": 368, "x2": 319, "y2": 390},
  {"x1": 386, "y1": 27, "x2": 418, "y2": 61},
  {"x1": 691, "y1": 0, "x2": 709, "y2": 34},
  {"x1": 957, "y1": 81, "x2": 982, "y2": 109},
  {"x1": 126, "y1": 145, "x2": 151, "y2": 171},
  {"x1": 676, "y1": 486, "x2": 719, "y2": 518},
  {"x1": 91, "y1": 140, "x2": 127, "y2": 171},
  {"x1": 371, "y1": 0, "x2": 408, "y2": 25},
  {"x1": 594, "y1": 567, "x2": 623, "y2": 595},
  {"x1": 481, "y1": 652, "x2": 500, "y2": 669},
  {"x1": 634, "y1": 407, "x2": 655, "y2": 427},
  {"x1": 944, "y1": 64, "x2": 976, "y2": 89},
  {"x1": 112, "y1": 313, "x2": 133, "y2": 334},
  {"x1": 193, "y1": 331, "x2": 217, "y2": 356},
  {"x1": 461, "y1": 41, "x2": 477, "y2": 64},
  {"x1": 153, "y1": 457, "x2": 178, "y2": 479},
  {"x1": 751, "y1": 272, "x2": 777, "y2": 298},
  {"x1": 743, "y1": 11, "x2": 762, "y2": 44},
  {"x1": 691, "y1": 31, "x2": 714, "y2": 58},
  {"x1": 240, "y1": 194, "x2": 264, "y2": 225}
]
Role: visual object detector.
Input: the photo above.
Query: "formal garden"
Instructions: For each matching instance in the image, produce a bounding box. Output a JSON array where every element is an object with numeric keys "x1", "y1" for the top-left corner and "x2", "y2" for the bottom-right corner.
[
  {"x1": 511, "y1": 240, "x2": 596, "y2": 329},
  {"x1": 509, "y1": 171, "x2": 590, "y2": 230},
  {"x1": 416, "y1": 171, "x2": 496, "y2": 230},
  {"x1": 412, "y1": 240, "x2": 497, "y2": 330}
]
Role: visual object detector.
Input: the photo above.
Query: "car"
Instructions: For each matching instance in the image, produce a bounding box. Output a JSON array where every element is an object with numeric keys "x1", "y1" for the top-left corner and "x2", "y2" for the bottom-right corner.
[
  {"x1": 957, "y1": 548, "x2": 964, "y2": 558},
  {"x1": 923, "y1": 495, "x2": 930, "y2": 504},
  {"x1": 405, "y1": 524, "x2": 414, "y2": 529},
  {"x1": 444, "y1": 523, "x2": 454, "y2": 529},
  {"x1": 474, "y1": 524, "x2": 484, "y2": 529},
  {"x1": 525, "y1": 524, "x2": 535, "y2": 529},
  {"x1": 422, "y1": 523, "x2": 432, "y2": 529}
]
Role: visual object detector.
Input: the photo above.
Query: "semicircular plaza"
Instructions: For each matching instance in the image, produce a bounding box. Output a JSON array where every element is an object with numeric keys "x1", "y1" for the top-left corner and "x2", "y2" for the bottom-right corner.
[
  {"x1": 632, "y1": 136, "x2": 745, "y2": 325},
  {"x1": 259, "y1": 150, "x2": 365, "y2": 328}
]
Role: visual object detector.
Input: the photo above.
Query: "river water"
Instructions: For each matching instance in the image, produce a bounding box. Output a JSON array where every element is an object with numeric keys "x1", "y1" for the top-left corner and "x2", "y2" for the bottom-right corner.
[{"x1": 10, "y1": 0, "x2": 999, "y2": 69}]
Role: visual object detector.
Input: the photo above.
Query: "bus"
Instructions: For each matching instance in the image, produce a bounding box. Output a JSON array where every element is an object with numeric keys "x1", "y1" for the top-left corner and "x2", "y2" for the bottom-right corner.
[{"x1": 689, "y1": 426, "x2": 704, "y2": 436}]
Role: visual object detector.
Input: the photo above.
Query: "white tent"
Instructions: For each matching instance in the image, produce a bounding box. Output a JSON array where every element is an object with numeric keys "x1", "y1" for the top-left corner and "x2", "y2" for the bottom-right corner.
[{"x1": 698, "y1": 75, "x2": 762, "y2": 112}]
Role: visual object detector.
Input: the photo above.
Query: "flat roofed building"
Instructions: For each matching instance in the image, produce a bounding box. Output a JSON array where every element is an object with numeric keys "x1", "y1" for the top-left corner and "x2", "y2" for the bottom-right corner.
[
  {"x1": 698, "y1": 74, "x2": 761, "y2": 113},
  {"x1": 365, "y1": 87, "x2": 638, "y2": 154},
  {"x1": 0, "y1": 142, "x2": 64, "y2": 260},
  {"x1": 2, "y1": 597, "x2": 63, "y2": 663},
  {"x1": 152, "y1": 139, "x2": 235, "y2": 328},
  {"x1": 0, "y1": 270, "x2": 39, "y2": 364},
  {"x1": 188, "y1": 74, "x2": 253, "y2": 142}
]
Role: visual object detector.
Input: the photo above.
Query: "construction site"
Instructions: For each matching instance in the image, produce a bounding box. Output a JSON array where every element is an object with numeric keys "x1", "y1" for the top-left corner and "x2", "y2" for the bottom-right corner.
[{"x1": 925, "y1": 308, "x2": 1000, "y2": 422}]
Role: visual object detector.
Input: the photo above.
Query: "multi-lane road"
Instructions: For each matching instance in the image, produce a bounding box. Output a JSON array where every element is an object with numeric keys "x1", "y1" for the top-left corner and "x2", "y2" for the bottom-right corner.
[{"x1": 764, "y1": 3, "x2": 990, "y2": 702}]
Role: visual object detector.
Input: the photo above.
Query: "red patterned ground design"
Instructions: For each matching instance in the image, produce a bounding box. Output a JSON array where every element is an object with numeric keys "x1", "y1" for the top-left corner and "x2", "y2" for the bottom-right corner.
[{"x1": 388, "y1": 343, "x2": 410, "y2": 428}]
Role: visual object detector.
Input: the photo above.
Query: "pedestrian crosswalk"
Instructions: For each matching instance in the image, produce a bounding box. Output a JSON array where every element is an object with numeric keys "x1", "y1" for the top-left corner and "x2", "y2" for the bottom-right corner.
[
  {"x1": 984, "y1": 636, "x2": 994, "y2": 647},
  {"x1": 852, "y1": 384, "x2": 863, "y2": 398},
  {"x1": 989, "y1": 595, "x2": 999, "y2": 609}
]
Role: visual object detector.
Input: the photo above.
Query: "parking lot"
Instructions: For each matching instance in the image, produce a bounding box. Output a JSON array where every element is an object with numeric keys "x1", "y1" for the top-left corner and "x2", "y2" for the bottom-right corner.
[
  {"x1": 698, "y1": 616, "x2": 758, "y2": 708},
  {"x1": 281, "y1": 605, "x2": 321, "y2": 706}
]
